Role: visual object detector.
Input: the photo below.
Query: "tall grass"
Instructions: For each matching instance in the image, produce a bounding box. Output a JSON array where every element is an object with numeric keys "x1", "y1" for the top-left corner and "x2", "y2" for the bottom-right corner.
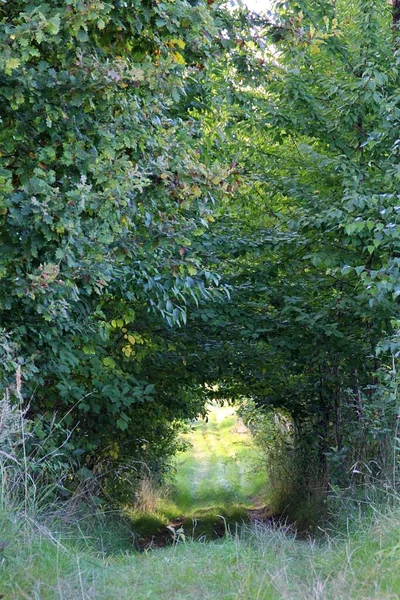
[
  {"x1": 0, "y1": 371, "x2": 32, "y2": 512},
  {"x1": 0, "y1": 373, "x2": 72, "y2": 515},
  {"x1": 1, "y1": 496, "x2": 400, "y2": 599}
]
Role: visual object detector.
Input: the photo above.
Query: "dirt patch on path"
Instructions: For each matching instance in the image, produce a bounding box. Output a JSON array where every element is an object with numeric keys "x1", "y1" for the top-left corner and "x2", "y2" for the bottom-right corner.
[{"x1": 136, "y1": 506, "x2": 278, "y2": 551}]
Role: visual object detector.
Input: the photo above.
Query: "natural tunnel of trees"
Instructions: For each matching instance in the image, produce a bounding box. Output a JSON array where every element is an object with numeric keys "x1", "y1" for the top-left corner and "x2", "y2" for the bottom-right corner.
[{"x1": 1, "y1": 0, "x2": 400, "y2": 506}]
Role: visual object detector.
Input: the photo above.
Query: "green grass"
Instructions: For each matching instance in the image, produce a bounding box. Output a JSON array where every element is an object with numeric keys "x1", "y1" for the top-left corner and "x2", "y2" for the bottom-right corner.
[
  {"x1": 125, "y1": 404, "x2": 269, "y2": 542},
  {"x1": 1, "y1": 405, "x2": 400, "y2": 598},
  {"x1": 169, "y1": 404, "x2": 268, "y2": 513},
  {"x1": 1, "y1": 503, "x2": 400, "y2": 599}
]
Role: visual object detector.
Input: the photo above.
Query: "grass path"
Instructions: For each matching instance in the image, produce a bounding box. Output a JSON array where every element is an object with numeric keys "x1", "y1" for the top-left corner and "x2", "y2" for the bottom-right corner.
[
  {"x1": 2, "y1": 405, "x2": 400, "y2": 598},
  {"x1": 131, "y1": 404, "x2": 270, "y2": 545},
  {"x1": 169, "y1": 404, "x2": 268, "y2": 514},
  {"x1": 2, "y1": 500, "x2": 400, "y2": 599}
]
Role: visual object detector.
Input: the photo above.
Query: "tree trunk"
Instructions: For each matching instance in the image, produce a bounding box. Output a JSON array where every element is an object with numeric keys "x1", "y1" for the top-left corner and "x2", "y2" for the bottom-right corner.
[{"x1": 393, "y1": 0, "x2": 400, "y2": 28}]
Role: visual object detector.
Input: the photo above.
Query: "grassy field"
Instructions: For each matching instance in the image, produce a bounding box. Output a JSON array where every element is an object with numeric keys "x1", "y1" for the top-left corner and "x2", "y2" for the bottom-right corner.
[{"x1": 1, "y1": 404, "x2": 400, "y2": 599}]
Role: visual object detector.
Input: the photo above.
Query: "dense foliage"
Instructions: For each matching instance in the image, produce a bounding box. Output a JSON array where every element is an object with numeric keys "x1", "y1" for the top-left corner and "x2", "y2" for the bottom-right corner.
[
  {"x1": 0, "y1": 0, "x2": 228, "y2": 496},
  {"x1": 2, "y1": 0, "x2": 400, "y2": 503},
  {"x1": 183, "y1": 0, "x2": 400, "y2": 497}
]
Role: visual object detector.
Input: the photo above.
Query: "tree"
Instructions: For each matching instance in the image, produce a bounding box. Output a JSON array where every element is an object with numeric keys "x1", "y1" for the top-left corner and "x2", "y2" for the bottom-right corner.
[
  {"x1": 164, "y1": 0, "x2": 400, "y2": 500},
  {"x1": 0, "y1": 0, "x2": 228, "y2": 496}
]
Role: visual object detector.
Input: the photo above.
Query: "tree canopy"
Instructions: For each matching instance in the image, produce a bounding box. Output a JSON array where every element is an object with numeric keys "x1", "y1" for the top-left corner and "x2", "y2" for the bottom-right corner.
[{"x1": 1, "y1": 0, "x2": 400, "y2": 499}]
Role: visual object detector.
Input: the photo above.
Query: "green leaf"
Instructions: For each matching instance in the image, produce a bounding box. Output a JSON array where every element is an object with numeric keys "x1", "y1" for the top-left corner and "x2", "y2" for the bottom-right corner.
[{"x1": 46, "y1": 15, "x2": 61, "y2": 35}]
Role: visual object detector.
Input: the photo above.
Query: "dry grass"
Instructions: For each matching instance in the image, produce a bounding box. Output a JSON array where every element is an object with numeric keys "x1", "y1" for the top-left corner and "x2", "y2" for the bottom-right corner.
[{"x1": 133, "y1": 475, "x2": 161, "y2": 514}]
